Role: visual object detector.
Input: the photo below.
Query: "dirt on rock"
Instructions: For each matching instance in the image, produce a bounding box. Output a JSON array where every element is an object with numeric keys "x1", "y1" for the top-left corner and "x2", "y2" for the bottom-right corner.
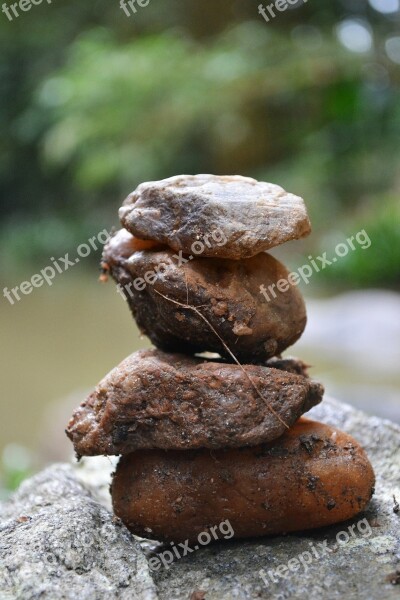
[{"x1": 66, "y1": 349, "x2": 324, "y2": 455}]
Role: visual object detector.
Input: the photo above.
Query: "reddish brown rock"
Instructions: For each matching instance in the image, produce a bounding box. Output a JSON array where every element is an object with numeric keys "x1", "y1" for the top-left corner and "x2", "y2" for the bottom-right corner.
[
  {"x1": 102, "y1": 229, "x2": 307, "y2": 363},
  {"x1": 266, "y1": 356, "x2": 310, "y2": 376},
  {"x1": 66, "y1": 349, "x2": 323, "y2": 456},
  {"x1": 119, "y1": 174, "x2": 311, "y2": 260},
  {"x1": 111, "y1": 419, "x2": 375, "y2": 543}
]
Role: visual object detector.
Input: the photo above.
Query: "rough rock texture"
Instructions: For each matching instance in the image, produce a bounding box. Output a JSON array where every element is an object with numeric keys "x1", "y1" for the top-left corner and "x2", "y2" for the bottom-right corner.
[
  {"x1": 112, "y1": 419, "x2": 374, "y2": 543},
  {"x1": 103, "y1": 229, "x2": 307, "y2": 362},
  {"x1": 1, "y1": 398, "x2": 399, "y2": 599},
  {"x1": 266, "y1": 356, "x2": 310, "y2": 377},
  {"x1": 0, "y1": 464, "x2": 157, "y2": 600},
  {"x1": 66, "y1": 349, "x2": 323, "y2": 455},
  {"x1": 119, "y1": 174, "x2": 311, "y2": 259},
  {"x1": 152, "y1": 398, "x2": 400, "y2": 599}
]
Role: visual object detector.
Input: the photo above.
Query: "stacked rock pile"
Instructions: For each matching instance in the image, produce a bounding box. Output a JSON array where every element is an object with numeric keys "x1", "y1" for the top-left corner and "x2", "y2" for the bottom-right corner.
[{"x1": 67, "y1": 175, "x2": 374, "y2": 544}]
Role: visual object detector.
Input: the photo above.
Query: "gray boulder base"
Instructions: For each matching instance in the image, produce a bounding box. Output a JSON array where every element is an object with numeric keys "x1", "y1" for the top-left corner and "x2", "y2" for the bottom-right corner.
[
  {"x1": 1, "y1": 397, "x2": 399, "y2": 599},
  {"x1": 0, "y1": 464, "x2": 157, "y2": 600}
]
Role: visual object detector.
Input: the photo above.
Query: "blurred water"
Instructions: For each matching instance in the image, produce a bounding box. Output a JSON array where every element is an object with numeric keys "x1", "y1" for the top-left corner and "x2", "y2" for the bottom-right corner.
[
  {"x1": 0, "y1": 272, "x2": 149, "y2": 465},
  {"x1": 294, "y1": 290, "x2": 400, "y2": 424},
  {"x1": 0, "y1": 275, "x2": 399, "y2": 468}
]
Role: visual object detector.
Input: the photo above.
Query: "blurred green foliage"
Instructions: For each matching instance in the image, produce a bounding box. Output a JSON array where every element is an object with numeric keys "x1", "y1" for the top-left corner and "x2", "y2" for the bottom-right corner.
[
  {"x1": 317, "y1": 196, "x2": 400, "y2": 287},
  {"x1": 0, "y1": 443, "x2": 33, "y2": 499},
  {"x1": 0, "y1": 0, "x2": 399, "y2": 287},
  {"x1": 36, "y1": 26, "x2": 363, "y2": 193}
]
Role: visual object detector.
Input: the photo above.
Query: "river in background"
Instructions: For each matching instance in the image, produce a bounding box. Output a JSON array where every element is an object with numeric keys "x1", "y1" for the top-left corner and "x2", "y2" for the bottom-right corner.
[
  {"x1": 0, "y1": 271, "x2": 150, "y2": 467},
  {"x1": 1, "y1": 271, "x2": 399, "y2": 472}
]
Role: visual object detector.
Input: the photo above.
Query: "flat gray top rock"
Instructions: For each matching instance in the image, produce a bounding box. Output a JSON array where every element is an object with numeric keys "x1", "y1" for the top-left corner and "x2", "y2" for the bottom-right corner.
[
  {"x1": 1, "y1": 397, "x2": 399, "y2": 599},
  {"x1": 119, "y1": 174, "x2": 311, "y2": 259}
]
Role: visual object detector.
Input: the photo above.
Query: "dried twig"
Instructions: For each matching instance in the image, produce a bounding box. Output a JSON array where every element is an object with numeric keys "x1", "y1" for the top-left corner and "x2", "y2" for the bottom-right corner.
[{"x1": 154, "y1": 290, "x2": 289, "y2": 429}]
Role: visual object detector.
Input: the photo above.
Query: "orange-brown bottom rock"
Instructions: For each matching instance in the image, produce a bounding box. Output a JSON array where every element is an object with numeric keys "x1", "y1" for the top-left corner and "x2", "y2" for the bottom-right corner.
[{"x1": 111, "y1": 419, "x2": 375, "y2": 543}]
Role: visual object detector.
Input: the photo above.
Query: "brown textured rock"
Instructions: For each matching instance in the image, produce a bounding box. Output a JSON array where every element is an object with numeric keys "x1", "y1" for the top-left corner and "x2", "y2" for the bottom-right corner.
[
  {"x1": 266, "y1": 356, "x2": 310, "y2": 376},
  {"x1": 111, "y1": 419, "x2": 375, "y2": 543},
  {"x1": 103, "y1": 229, "x2": 307, "y2": 362},
  {"x1": 66, "y1": 349, "x2": 323, "y2": 456},
  {"x1": 118, "y1": 174, "x2": 311, "y2": 259}
]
